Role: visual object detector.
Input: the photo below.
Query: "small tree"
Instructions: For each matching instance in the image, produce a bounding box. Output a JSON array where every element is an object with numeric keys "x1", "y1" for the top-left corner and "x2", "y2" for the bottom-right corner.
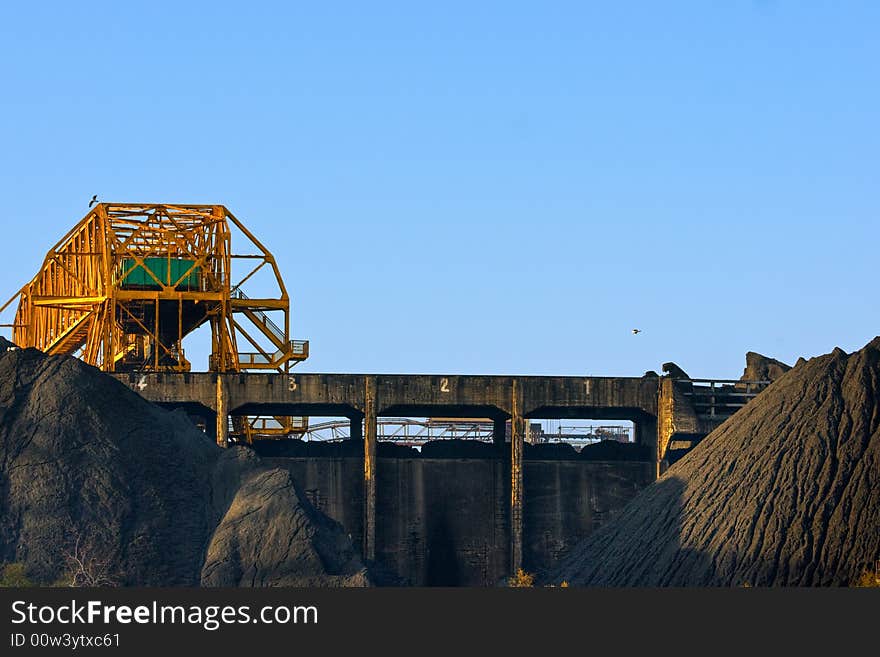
[
  {"x1": 507, "y1": 568, "x2": 535, "y2": 587},
  {"x1": 0, "y1": 563, "x2": 34, "y2": 587},
  {"x1": 63, "y1": 534, "x2": 118, "y2": 587},
  {"x1": 853, "y1": 561, "x2": 880, "y2": 588}
]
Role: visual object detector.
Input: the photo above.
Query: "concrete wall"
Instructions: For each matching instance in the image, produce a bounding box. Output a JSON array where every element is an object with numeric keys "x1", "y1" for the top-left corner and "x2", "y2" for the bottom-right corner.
[
  {"x1": 523, "y1": 460, "x2": 651, "y2": 574},
  {"x1": 263, "y1": 455, "x2": 653, "y2": 586},
  {"x1": 114, "y1": 372, "x2": 662, "y2": 423}
]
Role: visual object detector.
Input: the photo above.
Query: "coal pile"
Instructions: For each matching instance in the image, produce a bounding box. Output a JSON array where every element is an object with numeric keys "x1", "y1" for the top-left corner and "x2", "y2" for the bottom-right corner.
[
  {"x1": 202, "y1": 450, "x2": 368, "y2": 587},
  {"x1": 741, "y1": 351, "x2": 791, "y2": 382},
  {"x1": 0, "y1": 346, "x2": 369, "y2": 586},
  {"x1": 251, "y1": 438, "x2": 649, "y2": 461},
  {"x1": 577, "y1": 440, "x2": 651, "y2": 462},
  {"x1": 527, "y1": 442, "x2": 579, "y2": 460},
  {"x1": 419, "y1": 439, "x2": 499, "y2": 458},
  {"x1": 253, "y1": 437, "x2": 364, "y2": 458},
  {"x1": 552, "y1": 337, "x2": 880, "y2": 586}
]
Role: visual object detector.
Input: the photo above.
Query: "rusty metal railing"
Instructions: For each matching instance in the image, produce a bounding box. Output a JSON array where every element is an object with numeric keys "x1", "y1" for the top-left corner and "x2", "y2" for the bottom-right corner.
[{"x1": 679, "y1": 378, "x2": 772, "y2": 418}]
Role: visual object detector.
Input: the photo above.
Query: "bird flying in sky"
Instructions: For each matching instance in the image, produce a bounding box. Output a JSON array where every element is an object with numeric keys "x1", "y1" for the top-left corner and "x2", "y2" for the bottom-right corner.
[
  {"x1": 632, "y1": 328, "x2": 641, "y2": 335},
  {"x1": 88, "y1": 194, "x2": 98, "y2": 207}
]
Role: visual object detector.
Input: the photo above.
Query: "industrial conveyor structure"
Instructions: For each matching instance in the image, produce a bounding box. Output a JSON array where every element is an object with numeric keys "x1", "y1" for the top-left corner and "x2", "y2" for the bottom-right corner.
[{"x1": 0, "y1": 203, "x2": 309, "y2": 440}]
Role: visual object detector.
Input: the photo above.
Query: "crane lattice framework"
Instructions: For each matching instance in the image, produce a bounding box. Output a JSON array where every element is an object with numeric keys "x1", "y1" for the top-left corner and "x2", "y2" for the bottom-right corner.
[{"x1": 0, "y1": 203, "x2": 309, "y2": 437}]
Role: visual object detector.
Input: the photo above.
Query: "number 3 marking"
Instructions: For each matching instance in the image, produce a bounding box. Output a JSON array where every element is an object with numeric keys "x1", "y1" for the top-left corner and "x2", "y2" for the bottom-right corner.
[{"x1": 288, "y1": 376, "x2": 297, "y2": 392}]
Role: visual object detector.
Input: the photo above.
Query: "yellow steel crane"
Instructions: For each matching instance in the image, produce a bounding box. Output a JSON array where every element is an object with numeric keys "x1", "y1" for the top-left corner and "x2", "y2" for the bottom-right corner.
[{"x1": 0, "y1": 203, "x2": 309, "y2": 441}]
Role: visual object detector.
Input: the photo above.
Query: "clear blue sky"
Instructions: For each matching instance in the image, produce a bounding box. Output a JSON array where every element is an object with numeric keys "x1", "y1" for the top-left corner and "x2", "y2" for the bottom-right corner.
[{"x1": 1, "y1": 2, "x2": 877, "y2": 378}]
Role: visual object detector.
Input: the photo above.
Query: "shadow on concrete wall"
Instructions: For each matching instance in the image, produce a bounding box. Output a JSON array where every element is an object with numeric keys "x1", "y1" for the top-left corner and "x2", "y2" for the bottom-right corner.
[
  {"x1": 426, "y1": 516, "x2": 460, "y2": 586},
  {"x1": 546, "y1": 475, "x2": 819, "y2": 587},
  {"x1": 546, "y1": 477, "x2": 715, "y2": 586}
]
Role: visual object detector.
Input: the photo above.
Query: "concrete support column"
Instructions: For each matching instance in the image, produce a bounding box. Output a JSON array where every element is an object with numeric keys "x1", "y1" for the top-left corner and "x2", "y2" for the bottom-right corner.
[
  {"x1": 656, "y1": 378, "x2": 676, "y2": 480},
  {"x1": 363, "y1": 376, "x2": 377, "y2": 562},
  {"x1": 639, "y1": 415, "x2": 659, "y2": 479},
  {"x1": 204, "y1": 412, "x2": 217, "y2": 442},
  {"x1": 349, "y1": 413, "x2": 364, "y2": 441},
  {"x1": 634, "y1": 415, "x2": 660, "y2": 480},
  {"x1": 215, "y1": 375, "x2": 228, "y2": 448},
  {"x1": 510, "y1": 380, "x2": 524, "y2": 575},
  {"x1": 493, "y1": 418, "x2": 507, "y2": 447}
]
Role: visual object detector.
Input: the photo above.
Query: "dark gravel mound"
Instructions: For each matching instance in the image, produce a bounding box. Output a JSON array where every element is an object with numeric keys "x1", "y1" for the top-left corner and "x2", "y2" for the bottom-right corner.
[
  {"x1": 248, "y1": 438, "x2": 310, "y2": 457},
  {"x1": 578, "y1": 440, "x2": 652, "y2": 462},
  {"x1": 253, "y1": 437, "x2": 650, "y2": 461},
  {"x1": 552, "y1": 337, "x2": 880, "y2": 586},
  {"x1": 201, "y1": 451, "x2": 368, "y2": 587},
  {"x1": 247, "y1": 438, "x2": 377, "y2": 458},
  {"x1": 742, "y1": 351, "x2": 791, "y2": 382},
  {"x1": 526, "y1": 442, "x2": 579, "y2": 460},
  {"x1": 377, "y1": 442, "x2": 420, "y2": 458},
  {"x1": 419, "y1": 439, "x2": 500, "y2": 459},
  {"x1": 0, "y1": 347, "x2": 368, "y2": 586}
]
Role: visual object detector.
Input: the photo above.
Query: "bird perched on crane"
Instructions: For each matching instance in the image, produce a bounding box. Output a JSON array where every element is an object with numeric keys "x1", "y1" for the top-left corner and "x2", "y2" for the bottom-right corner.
[{"x1": 632, "y1": 328, "x2": 641, "y2": 335}]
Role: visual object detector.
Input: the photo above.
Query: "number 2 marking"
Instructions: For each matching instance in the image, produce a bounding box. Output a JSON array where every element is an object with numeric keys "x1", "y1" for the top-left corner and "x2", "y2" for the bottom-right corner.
[{"x1": 440, "y1": 378, "x2": 450, "y2": 393}]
